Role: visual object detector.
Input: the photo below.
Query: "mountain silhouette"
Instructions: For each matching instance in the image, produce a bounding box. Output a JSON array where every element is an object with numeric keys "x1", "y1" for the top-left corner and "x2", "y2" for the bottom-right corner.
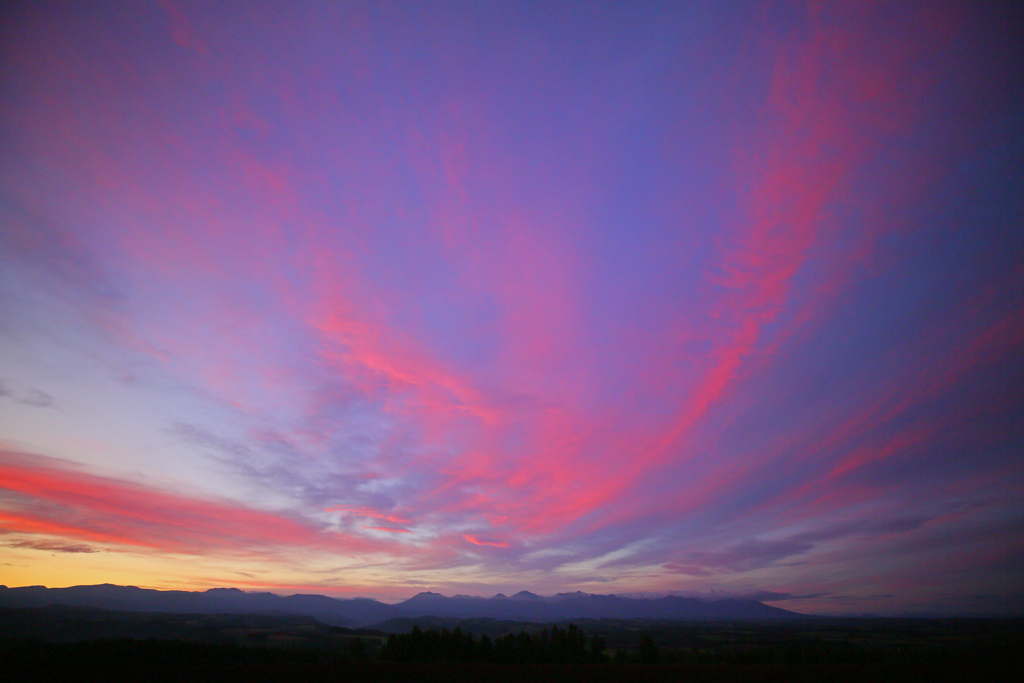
[{"x1": 0, "y1": 584, "x2": 800, "y2": 626}]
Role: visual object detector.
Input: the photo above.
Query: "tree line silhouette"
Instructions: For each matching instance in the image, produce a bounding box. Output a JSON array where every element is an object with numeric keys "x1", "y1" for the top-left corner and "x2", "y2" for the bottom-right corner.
[{"x1": 380, "y1": 623, "x2": 608, "y2": 663}]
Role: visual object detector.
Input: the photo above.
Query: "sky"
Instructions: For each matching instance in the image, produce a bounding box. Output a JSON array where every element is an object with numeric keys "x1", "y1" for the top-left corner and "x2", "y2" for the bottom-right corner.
[{"x1": 1, "y1": 1, "x2": 1022, "y2": 617}]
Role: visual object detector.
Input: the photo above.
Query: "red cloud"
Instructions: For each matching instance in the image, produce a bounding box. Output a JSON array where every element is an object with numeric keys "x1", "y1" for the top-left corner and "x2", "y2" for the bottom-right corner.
[
  {"x1": 463, "y1": 534, "x2": 510, "y2": 548},
  {"x1": 0, "y1": 450, "x2": 387, "y2": 556}
]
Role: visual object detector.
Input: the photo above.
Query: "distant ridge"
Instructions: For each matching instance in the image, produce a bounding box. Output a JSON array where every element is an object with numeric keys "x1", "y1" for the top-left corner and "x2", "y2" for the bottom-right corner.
[
  {"x1": 0, "y1": 584, "x2": 801, "y2": 627},
  {"x1": 0, "y1": 584, "x2": 390, "y2": 627}
]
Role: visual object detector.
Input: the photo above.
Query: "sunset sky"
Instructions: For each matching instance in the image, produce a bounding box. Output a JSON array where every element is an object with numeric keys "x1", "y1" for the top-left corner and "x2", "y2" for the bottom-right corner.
[{"x1": 2, "y1": 1, "x2": 1022, "y2": 616}]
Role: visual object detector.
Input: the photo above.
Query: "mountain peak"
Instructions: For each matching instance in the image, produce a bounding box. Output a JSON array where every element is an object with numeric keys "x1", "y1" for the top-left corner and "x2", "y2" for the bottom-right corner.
[
  {"x1": 404, "y1": 591, "x2": 446, "y2": 603},
  {"x1": 510, "y1": 590, "x2": 542, "y2": 600}
]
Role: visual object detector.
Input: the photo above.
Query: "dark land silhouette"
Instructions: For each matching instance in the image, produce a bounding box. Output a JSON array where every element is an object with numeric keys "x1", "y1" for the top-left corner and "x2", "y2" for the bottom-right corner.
[
  {"x1": 3, "y1": 607, "x2": 1022, "y2": 682},
  {"x1": 3, "y1": 585, "x2": 1023, "y2": 681}
]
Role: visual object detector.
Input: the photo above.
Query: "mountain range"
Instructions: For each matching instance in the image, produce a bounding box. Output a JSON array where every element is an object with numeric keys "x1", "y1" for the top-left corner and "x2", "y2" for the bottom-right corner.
[{"x1": 0, "y1": 584, "x2": 800, "y2": 627}]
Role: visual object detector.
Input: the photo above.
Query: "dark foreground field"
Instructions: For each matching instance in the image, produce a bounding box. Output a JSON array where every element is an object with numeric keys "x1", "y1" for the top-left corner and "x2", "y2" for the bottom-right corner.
[{"x1": 3, "y1": 607, "x2": 1022, "y2": 682}]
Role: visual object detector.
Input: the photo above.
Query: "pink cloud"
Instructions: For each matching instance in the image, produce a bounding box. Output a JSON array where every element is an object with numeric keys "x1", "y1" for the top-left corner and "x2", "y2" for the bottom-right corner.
[
  {"x1": 457, "y1": 0, "x2": 968, "y2": 537},
  {"x1": 326, "y1": 506, "x2": 412, "y2": 525},
  {"x1": 158, "y1": 0, "x2": 210, "y2": 56}
]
